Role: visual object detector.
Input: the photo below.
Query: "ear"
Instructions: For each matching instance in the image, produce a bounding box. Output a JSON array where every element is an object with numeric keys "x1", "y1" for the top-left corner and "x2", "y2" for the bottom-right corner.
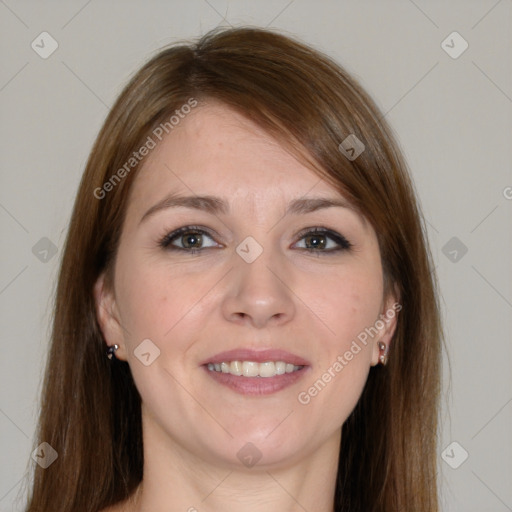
[
  {"x1": 370, "y1": 290, "x2": 401, "y2": 366},
  {"x1": 93, "y1": 273, "x2": 128, "y2": 361}
]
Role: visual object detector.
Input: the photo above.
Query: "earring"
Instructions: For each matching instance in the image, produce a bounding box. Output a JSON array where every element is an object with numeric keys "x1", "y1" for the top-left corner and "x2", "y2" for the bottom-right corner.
[
  {"x1": 377, "y1": 341, "x2": 389, "y2": 366},
  {"x1": 106, "y1": 344, "x2": 119, "y2": 360}
]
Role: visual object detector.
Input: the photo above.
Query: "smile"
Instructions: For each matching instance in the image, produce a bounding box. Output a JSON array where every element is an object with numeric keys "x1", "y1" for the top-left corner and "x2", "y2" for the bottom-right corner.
[
  {"x1": 207, "y1": 361, "x2": 304, "y2": 378},
  {"x1": 201, "y1": 348, "x2": 310, "y2": 395}
]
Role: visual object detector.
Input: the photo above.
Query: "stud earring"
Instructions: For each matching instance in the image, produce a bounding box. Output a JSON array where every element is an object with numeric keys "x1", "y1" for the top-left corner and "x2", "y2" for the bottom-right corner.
[
  {"x1": 106, "y1": 344, "x2": 119, "y2": 360},
  {"x1": 377, "y1": 341, "x2": 389, "y2": 366}
]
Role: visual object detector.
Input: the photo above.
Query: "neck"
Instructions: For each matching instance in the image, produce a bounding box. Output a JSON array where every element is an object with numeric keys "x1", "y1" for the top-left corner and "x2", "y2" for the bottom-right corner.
[{"x1": 129, "y1": 420, "x2": 340, "y2": 512}]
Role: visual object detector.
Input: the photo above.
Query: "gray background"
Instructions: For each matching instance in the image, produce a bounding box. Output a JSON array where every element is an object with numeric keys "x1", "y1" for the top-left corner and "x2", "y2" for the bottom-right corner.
[{"x1": 1, "y1": 1, "x2": 511, "y2": 510}]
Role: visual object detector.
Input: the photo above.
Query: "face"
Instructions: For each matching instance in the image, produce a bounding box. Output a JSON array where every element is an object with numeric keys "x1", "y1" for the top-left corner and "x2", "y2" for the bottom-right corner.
[{"x1": 95, "y1": 102, "x2": 397, "y2": 470}]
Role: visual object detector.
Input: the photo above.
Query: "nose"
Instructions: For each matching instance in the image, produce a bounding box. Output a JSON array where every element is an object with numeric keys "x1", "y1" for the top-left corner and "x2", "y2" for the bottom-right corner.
[{"x1": 221, "y1": 242, "x2": 296, "y2": 329}]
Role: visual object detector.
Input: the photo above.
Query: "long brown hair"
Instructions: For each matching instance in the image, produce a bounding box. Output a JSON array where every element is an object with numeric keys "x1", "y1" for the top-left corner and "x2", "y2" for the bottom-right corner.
[{"x1": 26, "y1": 27, "x2": 444, "y2": 511}]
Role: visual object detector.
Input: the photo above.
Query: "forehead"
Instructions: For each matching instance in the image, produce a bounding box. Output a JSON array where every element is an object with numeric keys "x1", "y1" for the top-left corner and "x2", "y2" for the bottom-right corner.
[{"x1": 130, "y1": 102, "x2": 344, "y2": 208}]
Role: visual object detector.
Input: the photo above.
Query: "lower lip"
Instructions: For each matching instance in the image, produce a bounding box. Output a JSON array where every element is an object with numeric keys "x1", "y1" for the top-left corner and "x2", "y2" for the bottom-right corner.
[{"x1": 203, "y1": 365, "x2": 309, "y2": 396}]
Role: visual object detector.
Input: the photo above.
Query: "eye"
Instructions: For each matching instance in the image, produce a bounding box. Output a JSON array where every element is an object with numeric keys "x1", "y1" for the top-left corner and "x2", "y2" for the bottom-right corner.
[
  {"x1": 158, "y1": 225, "x2": 352, "y2": 256},
  {"x1": 293, "y1": 227, "x2": 352, "y2": 254},
  {"x1": 159, "y1": 225, "x2": 220, "y2": 253}
]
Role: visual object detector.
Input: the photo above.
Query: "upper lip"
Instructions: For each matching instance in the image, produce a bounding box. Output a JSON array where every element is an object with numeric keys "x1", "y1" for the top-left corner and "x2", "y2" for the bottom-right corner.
[{"x1": 201, "y1": 348, "x2": 310, "y2": 366}]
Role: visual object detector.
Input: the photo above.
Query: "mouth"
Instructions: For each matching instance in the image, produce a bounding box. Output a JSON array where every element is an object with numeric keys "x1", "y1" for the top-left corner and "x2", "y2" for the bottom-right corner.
[
  {"x1": 207, "y1": 361, "x2": 304, "y2": 377},
  {"x1": 201, "y1": 348, "x2": 310, "y2": 396}
]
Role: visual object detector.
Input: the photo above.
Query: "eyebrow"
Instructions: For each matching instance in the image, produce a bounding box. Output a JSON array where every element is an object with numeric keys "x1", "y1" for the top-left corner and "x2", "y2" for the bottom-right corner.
[{"x1": 139, "y1": 194, "x2": 365, "y2": 224}]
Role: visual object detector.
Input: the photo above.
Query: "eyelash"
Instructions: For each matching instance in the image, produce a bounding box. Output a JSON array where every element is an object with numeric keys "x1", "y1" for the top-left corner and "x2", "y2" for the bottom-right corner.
[{"x1": 158, "y1": 225, "x2": 352, "y2": 256}]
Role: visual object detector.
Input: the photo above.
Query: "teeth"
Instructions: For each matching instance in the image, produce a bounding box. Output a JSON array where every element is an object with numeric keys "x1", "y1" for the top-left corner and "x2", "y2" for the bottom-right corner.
[
  {"x1": 242, "y1": 361, "x2": 259, "y2": 377},
  {"x1": 207, "y1": 361, "x2": 303, "y2": 377},
  {"x1": 259, "y1": 361, "x2": 276, "y2": 378},
  {"x1": 275, "y1": 361, "x2": 286, "y2": 375},
  {"x1": 230, "y1": 361, "x2": 242, "y2": 376}
]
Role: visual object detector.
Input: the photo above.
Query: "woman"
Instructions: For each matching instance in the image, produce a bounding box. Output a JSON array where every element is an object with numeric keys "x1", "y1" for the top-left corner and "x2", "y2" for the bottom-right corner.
[{"x1": 26, "y1": 27, "x2": 443, "y2": 511}]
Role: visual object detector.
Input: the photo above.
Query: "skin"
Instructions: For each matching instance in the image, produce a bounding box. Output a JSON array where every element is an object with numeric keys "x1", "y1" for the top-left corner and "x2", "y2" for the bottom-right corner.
[{"x1": 95, "y1": 102, "x2": 398, "y2": 512}]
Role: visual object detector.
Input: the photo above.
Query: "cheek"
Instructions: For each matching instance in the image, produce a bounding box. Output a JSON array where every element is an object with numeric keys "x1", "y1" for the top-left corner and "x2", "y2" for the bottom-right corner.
[
  {"x1": 306, "y1": 267, "x2": 383, "y2": 352},
  {"x1": 295, "y1": 267, "x2": 382, "y2": 414},
  {"x1": 117, "y1": 273, "x2": 166, "y2": 335},
  {"x1": 114, "y1": 250, "x2": 222, "y2": 366},
  {"x1": 114, "y1": 250, "x2": 191, "y2": 345}
]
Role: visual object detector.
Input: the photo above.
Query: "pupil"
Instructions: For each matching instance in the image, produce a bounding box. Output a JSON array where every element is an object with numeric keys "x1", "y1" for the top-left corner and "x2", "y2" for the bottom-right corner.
[
  {"x1": 184, "y1": 233, "x2": 201, "y2": 248},
  {"x1": 307, "y1": 234, "x2": 325, "y2": 249}
]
